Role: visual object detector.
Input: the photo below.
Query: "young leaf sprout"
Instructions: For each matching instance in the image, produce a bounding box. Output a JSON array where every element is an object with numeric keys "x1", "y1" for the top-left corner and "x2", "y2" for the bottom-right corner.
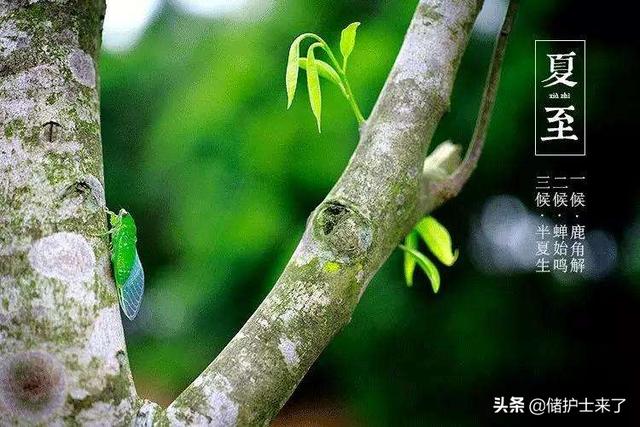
[
  {"x1": 106, "y1": 208, "x2": 145, "y2": 320},
  {"x1": 399, "y1": 243, "x2": 441, "y2": 293},
  {"x1": 285, "y1": 22, "x2": 365, "y2": 132},
  {"x1": 400, "y1": 216, "x2": 458, "y2": 293}
]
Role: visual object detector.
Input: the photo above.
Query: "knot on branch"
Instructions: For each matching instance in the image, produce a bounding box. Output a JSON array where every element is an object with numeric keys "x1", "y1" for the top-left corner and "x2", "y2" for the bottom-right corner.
[
  {"x1": 312, "y1": 200, "x2": 372, "y2": 263},
  {"x1": 62, "y1": 175, "x2": 106, "y2": 209},
  {"x1": 0, "y1": 351, "x2": 66, "y2": 422}
]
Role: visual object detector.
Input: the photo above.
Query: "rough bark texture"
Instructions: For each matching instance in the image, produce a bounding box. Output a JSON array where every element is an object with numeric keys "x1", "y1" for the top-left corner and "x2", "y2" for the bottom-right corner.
[
  {"x1": 164, "y1": 1, "x2": 482, "y2": 425},
  {"x1": 0, "y1": 1, "x2": 145, "y2": 425},
  {"x1": 0, "y1": 0, "x2": 505, "y2": 425}
]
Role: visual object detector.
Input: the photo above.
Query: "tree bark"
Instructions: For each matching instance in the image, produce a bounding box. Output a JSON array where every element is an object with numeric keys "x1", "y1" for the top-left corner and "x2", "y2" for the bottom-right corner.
[
  {"x1": 0, "y1": 0, "x2": 515, "y2": 425},
  {"x1": 0, "y1": 1, "x2": 148, "y2": 425}
]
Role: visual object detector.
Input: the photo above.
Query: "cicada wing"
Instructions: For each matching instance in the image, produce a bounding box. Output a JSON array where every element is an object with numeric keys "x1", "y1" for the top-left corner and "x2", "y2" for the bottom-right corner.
[{"x1": 119, "y1": 251, "x2": 144, "y2": 320}]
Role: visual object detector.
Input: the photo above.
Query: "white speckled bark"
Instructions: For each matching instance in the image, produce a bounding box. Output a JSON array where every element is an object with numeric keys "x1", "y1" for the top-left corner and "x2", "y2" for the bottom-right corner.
[{"x1": 0, "y1": 1, "x2": 141, "y2": 425}]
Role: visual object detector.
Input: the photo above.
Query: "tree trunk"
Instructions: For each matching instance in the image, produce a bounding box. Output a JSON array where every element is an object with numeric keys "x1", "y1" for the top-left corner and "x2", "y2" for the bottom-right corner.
[{"x1": 0, "y1": 1, "x2": 147, "y2": 425}]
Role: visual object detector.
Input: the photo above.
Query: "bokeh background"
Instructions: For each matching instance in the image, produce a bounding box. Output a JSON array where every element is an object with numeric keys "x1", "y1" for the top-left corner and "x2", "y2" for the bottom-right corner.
[{"x1": 99, "y1": 0, "x2": 639, "y2": 425}]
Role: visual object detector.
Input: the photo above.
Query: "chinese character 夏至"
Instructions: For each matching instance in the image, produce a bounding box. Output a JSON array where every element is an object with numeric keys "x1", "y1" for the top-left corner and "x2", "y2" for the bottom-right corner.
[
  {"x1": 542, "y1": 51, "x2": 577, "y2": 87},
  {"x1": 535, "y1": 42, "x2": 585, "y2": 156}
]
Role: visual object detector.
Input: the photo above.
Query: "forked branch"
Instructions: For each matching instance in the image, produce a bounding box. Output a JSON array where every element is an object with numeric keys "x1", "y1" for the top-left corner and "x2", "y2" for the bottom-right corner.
[
  {"x1": 424, "y1": 0, "x2": 518, "y2": 210},
  {"x1": 161, "y1": 0, "x2": 517, "y2": 425}
]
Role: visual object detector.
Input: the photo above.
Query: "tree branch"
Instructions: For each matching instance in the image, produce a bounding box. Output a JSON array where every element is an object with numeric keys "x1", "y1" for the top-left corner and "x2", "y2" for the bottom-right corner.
[
  {"x1": 424, "y1": 0, "x2": 518, "y2": 210},
  {"x1": 162, "y1": 1, "x2": 489, "y2": 425}
]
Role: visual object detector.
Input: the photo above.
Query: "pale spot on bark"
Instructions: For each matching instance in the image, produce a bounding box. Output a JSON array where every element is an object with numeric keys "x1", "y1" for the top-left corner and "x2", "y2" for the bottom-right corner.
[
  {"x1": 0, "y1": 98, "x2": 36, "y2": 123},
  {"x1": 28, "y1": 232, "x2": 96, "y2": 284},
  {"x1": 206, "y1": 389, "x2": 239, "y2": 427},
  {"x1": 0, "y1": 22, "x2": 30, "y2": 58},
  {"x1": 0, "y1": 64, "x2": 64, "y2": 105},
  {"x1": 277, "y1": 337, "x2": 299, "y2": 367},
  {"x1": 280, "y1": 309, "x2": 295, "y2": 325},
  {"x1": 309, "y1": 288, "x2": 330, "y2": 307},
  {"x1": 292, "y1": 229, "x2": 350, "y2": 266},
  {"x1": 167, "y1": 374, "x2": 239, "y2": 427},
  {"x1": 67, "y1": 49, "x2": 96, "y2": 88}
]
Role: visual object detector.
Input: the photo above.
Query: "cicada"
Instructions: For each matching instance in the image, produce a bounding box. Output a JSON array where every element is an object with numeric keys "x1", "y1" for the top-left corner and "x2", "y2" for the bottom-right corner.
[{"x1": 106, "y1": 209, "x2": 144, "y2": 320}]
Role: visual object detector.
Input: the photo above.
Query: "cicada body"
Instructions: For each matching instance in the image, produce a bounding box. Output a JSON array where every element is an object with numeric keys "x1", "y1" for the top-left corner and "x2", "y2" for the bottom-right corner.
[{"x1": 108, "y1": 209, "x2": 144, "y2": 320}]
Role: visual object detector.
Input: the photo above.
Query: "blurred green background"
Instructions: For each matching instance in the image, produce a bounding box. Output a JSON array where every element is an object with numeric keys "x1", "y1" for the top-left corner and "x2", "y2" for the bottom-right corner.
[{"x1": 99, "y1": 0, "x2": 639, "y2": 425}]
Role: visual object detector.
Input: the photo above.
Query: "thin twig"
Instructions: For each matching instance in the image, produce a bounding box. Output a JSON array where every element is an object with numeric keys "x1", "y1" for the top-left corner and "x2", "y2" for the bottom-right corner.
[{"x1": 439, "y1": 0, "x2": 518, "y2": 197}]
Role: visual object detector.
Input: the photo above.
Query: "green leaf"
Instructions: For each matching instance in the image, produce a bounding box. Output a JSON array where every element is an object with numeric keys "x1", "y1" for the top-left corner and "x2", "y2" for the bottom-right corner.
[
  {"x1": 415, "y1": 216, "x2": 459, "y2": 266},
  {"x1": 403, "y1": 231, "x2": 419, "y2": 287},
  {"x1": 339, "y1": 22, "x2": 360, "y2": 71},
  {"x1": 298, "y1": 58, "x2": 346, "y2": 95},
  {"x1": 286, "y1": 34, "x2": 311, "y2": 109},
  {"x1": 306, "y1": 43, "x2": 322, "y2": 132},
  {"x1": 400, "y1": 246, "x2": 441, "y2": 293}
]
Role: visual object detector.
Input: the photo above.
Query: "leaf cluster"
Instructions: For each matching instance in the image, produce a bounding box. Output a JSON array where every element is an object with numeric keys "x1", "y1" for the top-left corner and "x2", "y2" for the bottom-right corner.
[
  {"x1": 400, "y1": 217, "x2": 459, "y2": 293},
  {"x1": 286, "y1": 23, "x2": 363, "y2": 132}
]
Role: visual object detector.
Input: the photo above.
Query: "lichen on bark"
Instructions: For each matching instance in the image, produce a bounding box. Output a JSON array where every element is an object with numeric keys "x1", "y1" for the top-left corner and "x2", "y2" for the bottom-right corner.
[{"x1": 1, "y1": 1, "x2": 140, "y2": 424}]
